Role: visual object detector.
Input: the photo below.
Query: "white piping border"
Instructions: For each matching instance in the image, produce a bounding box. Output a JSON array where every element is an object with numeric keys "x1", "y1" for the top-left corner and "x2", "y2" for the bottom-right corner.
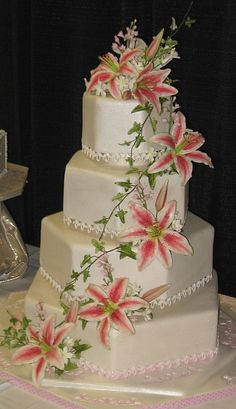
[
  {"x1": 82, "y1": 144, "x2": 157, "y2": 165},
  {"x1": 39, "y1": 266, "x2": 213, "y2": 310}
]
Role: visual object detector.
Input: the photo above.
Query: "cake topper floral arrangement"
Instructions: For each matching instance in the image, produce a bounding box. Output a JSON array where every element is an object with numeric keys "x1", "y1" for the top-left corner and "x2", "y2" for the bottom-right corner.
[{"x1": 1, "y1": 10, "x2": 213, "y2": 386}]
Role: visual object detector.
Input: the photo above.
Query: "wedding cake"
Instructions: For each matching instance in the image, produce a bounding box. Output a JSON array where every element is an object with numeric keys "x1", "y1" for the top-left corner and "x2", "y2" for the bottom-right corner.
[{"x1": 12, "y1": 20, "x2": 218, "y2": 387}]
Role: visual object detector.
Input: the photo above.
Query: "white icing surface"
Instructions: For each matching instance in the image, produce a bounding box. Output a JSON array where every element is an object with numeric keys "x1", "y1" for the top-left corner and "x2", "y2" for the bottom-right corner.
[
  {"x1": 39, "y1": 211, "x2": 214, "y2": 300},
  {"x1": 82, "y1": 93, "x2": 168, "y2": 166},
  {"x1": 24, "y1": 270, "x2": 219, "y2": 372},
  {"x1": 64, "y1": 151, "x2": 188, "y2": 233}
]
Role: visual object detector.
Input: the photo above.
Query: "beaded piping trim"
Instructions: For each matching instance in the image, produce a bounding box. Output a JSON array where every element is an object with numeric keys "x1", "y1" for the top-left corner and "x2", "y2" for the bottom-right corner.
[
  {"x1": 39, "y1": 266, "x2": 213, "y2": 309},
  {"x1": 64, "y1": 215, "x2": 119, "y2": 238},
  {"x1": 71, "y1": 345, "x2": 218, "y2": 380},
  {"x1": 82, "y1": 144, "x2": 157, "y2": 164},
  {"x1": 64, "y1": 215, "x2": 185, "y2": 240}
]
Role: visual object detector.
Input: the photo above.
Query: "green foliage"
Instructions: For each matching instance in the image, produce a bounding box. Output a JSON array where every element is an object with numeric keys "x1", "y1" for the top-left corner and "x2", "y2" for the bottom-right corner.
[
  {"x1": 118, "y1": 243, "x2": 137, "y2": 260},
  {"x1": 0, "y1": 314, "x2": 31, "y2": 349},
  {"x1": 115, "y1": 209, "x2": 127, "y2": 224},
  {"x1": 91, "y1": 239, "x2": 105, "y2": 253},
  {"x1": 115, "y1": 179, "x2": 132, "y2": 192}
]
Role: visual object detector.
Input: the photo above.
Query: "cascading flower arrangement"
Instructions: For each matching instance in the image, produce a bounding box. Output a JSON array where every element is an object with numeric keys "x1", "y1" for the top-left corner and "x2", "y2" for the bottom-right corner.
[{"x1": 0, "y1": 13, "x2": 214, "y2": 386}]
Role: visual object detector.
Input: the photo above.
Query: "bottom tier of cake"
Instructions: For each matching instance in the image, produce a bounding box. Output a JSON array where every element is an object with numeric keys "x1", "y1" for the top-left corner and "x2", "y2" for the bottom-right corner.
[{"x1": 24, "y1": 270, "x2": 219, "y2": 375}]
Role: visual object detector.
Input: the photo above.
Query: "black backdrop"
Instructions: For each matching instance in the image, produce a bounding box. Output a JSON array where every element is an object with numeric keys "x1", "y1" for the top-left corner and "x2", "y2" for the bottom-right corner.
[{"x1": 1, "y1": 0, "x2": 236, "y2": 296}]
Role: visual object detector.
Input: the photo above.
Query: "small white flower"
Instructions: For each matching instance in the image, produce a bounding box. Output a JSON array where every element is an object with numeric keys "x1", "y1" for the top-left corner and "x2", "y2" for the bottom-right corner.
[{"x1": 62, "y1": 345, "x2": 74, "y2": 365}]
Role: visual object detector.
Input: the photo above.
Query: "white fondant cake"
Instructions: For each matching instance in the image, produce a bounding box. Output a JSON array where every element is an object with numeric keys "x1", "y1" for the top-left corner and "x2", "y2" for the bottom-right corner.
[
  {"x1": 21, "y1": 20, "x2": 218, "y2": 387},
  {"x1": 38, "y1": 211, "x2": 213, "y2": 303},
  {"x1": 64, "y1": 150, "x2": 188, "y2": 233}
]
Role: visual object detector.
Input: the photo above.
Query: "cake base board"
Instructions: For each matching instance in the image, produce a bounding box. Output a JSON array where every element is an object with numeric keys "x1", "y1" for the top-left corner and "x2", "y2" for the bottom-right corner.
[{"x1": 1, "y1": 291, "x2": 236, "y2": 408}]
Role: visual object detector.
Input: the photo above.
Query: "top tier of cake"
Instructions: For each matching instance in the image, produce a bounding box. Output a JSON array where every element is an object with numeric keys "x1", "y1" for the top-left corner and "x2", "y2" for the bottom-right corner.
[
  {"x1": 0, "y1": 130, "x2": 7, "y2": 175},
  {"x1": 82, "y1": 93, "x2": 167, "y2": 167}
]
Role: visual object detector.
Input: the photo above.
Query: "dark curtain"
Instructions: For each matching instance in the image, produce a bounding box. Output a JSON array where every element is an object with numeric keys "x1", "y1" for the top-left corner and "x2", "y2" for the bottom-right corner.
[{"x1": 1, "y1": 0, "x2": 236, "y2": 296}]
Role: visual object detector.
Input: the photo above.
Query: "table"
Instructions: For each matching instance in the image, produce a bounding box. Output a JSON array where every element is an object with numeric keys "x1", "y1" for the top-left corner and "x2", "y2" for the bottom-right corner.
[{"x1": 0, "y1": 246, "x2": 236, "y2": 409}]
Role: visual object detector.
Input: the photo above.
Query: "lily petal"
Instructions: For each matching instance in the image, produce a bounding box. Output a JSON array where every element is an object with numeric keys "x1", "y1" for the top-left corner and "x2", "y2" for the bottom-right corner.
[
  {"x1": 129, "y1": 201, "x2": 154, "y2": 228},
  {"x1": 87, "y1": 71, "x2": 114, "y2": 92},
  {"x1": 119, "y1": 48, "x2": 141, "y2": 64},
  {"x1": 150, "y1": 133, "x2": 175, "y2": 149},
  {"x1": 185, "y1": 151, "x2": 213, "y2": 167},
  {"x1": 119, "y1": 227, "x2": 147, "y2": 242},
  {"x1": 176, "y1": 155, "x2": 193, "y2": 185},
  {"x1": 65, "y1": 301, "x2": 79, "y2": 323},
  {"x1": 32, "y1": 357, "x2": 47, "y2": 386},
  {"x1": 111, "y1": 309, "x2": 135, "y2": 334},
  {"x1": 98, "y1": 317, "x2": 110, "y2": 349},
  {"x1": 42, "y1": 316, "x2": 54, "y2": 346},
  {"x1": 182, "y1": 132, "x2": 205, "y2": 153},
  {"x1": 118, "y1": 296, "x2": 149, "y2": 311},
  {"x1": 109, "y1": 277, "x2": 128, "y2": 303},
  {"x1": 53, "y1": 323, "x2": 75, "y2": 346},
  {"x1": 137, "y1": 239, "x2": 157, "y2": 271},
  {"x1": 109, "y1": 77, "x2": 122, "y2": 99},
  {"x1": 27, "y1": 325, "x2": 39, "y2": 342},
  {"x1": 148, "y1": 152, "x2": 173, "y2": 174},
  {"x1": 158, "y1": 200, "x2": 176, "y2": 229},
  {"x1": 46, "y1": 347, "x2": 64, "y2": 370},
  {"x1": 157, "y1": 239, "x2": 172, "y2": 269},
  {"x1": 12, "y1": 345, "x2": 42, "y2": 364},
  {"x1": 172, "y1": 112, "x2": 186, "y2": 145},
  {"x1": 79, "y1": 304, "x2": 107, "y2": 321},
  {"x1": 86, "y1": 283, "x2": 107, "y2": 302},
  {"x1": 162, "y1": 230, "x2": 193, "y2": 255}
]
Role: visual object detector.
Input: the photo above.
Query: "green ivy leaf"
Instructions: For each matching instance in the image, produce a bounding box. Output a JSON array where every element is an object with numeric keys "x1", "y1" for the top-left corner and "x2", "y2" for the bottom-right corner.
[
  {"x1": 64, "y1": 282, "x2": 75, "y2": 292},
  {"x1": 71, "y1": 270, "x2": 80, "y2": 280},
  {"x1": 128, "y1": 121, "x2": 141, "y2": 135},
  {"x1": 73, "y1": 339, "x2": 91, "y2": 359},
  {"x1": 115, "y1": 209, "x2": 127, "y2": 224},
  {"x1": 112, "y1": 192, "x2": 125, "y2": 202},
  {"x1": 185, "y1": 16, "x2": 196, "y2": 28},
  {"x1": 119, "y1": 140, "x2": 132, "y2": 146},
  {"x1": 150, "y1": 117, "x2": 158, "y2": 132},
  {"x1": 80, "y1": 254, "x2": 92, "y2": 268},
  {"x1": 82, "y1": 269, "x2": 90, "y2": 282},
  {"x1": 144, "y1": 171, "x2": 157, "y2": 190},
  {"x1": 91, "y1": 239, "x2": 105, "y2": 253},
  {"x1": 115, "y1": 179, "x2": 132, "y2": 192},
  {"x1": 118, "y1": 243, "x2": 137, "y2": 260},
  {"x1": 131, "y1": 104, "x2": 146, "y2": 113},
  {"x1": 94, "y1": 216, "x2": 109, "y2": 225},
  {"x1": 134, "y1": 134, "x2": 145, "y2": 148}
]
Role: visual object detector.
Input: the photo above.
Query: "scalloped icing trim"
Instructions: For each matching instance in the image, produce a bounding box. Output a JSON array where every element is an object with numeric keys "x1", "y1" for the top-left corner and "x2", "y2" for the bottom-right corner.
[
  {"x1": 70, "y1": 344, "x2": 218, "y2": 380},
  {"x1": 64, "y1": 214, "x2": 119, "y2": 238},
  {"x1": 64, "y1": 215, "x2": 185, "y2": 240},
  {"x1": 39, "y1": 266, "x2": 213, "y2": 309},
  {"x1": 82, "y1": 144, "x2": 157, "y2": 165}
]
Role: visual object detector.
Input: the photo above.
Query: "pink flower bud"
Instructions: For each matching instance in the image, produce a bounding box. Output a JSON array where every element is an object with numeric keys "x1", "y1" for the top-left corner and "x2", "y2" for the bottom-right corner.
[
  {"x1": 143, "y1": 283, "x2": 171, "y2": 302},
  {"x1": 155, "y1": 180, "x2": 169, "y2": 212},
  {"x1": 146, "y1": 29, "x2": 164, "y2": 60}
]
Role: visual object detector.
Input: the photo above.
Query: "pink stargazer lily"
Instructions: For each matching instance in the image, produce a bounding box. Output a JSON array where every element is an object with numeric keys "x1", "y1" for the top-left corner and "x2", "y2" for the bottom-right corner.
[
  {"x1": 133, "y1": 63, "x2": 178, "y2": 112},
  {"x1": 119, "y1": 200, "x2": 193, "y2": 271},
  {"x1": 87, "y1": 48, "x2": 141, "y2": 99},
  {"x1": 12, "y1": 316, "x2": 75, "y2": 385},
  {"x1": 148, "y1": 111, "x2": 213, "y2": 184},
  {"x1": 79, "y1": 277, "x2": 148, "y2": 349}
]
